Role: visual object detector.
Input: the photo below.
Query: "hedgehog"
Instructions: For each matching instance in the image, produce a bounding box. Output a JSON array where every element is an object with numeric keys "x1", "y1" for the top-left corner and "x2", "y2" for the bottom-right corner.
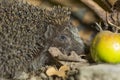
[{"x1": 0, "y1": 0, "x2": 84, "y2": 78}]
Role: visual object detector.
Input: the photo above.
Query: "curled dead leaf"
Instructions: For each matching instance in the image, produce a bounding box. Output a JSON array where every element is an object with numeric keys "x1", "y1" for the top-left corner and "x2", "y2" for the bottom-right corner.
[
  {"x1": 46, "y1": 65, "x2": 70, "y2": 78},
  {"x1": 46, "y1": 67, "x2": 57, "y2": 76},
  {"x1": 59, "y1": 65, "x2": 70, "y2": 72},
  {"x1": 48, "y1": 47, "x2": 87, "y2": 62}
]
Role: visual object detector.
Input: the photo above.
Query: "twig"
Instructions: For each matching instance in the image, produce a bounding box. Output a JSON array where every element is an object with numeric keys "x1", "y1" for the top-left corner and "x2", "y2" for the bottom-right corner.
[
  {"x1": 107, "y1": 13, "x2": 120, "y2": 29},
  {"x1": 80, "y1": 0, "x2": 109, "y2": 23}
]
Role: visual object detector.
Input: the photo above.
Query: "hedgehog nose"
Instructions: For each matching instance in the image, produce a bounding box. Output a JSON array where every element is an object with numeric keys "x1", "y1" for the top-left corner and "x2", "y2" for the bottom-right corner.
[{"x1": 73, "y1": 45, "x2": 85, "y2": 55}]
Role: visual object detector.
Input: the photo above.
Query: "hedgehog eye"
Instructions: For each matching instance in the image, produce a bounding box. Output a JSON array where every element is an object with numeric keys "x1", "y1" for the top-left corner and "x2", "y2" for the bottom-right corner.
[{"x1": 59, "y1": 35, "x2": 67, "y2": 40}]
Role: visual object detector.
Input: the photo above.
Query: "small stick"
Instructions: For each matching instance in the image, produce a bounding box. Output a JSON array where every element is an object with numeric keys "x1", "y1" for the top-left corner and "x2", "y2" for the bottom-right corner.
[
  {"x1": 81, "y1": 0, "x2": 107, "y2": 23},
  {"x1": 106, "y1": 12, "x2": 120, "y2": 30}
]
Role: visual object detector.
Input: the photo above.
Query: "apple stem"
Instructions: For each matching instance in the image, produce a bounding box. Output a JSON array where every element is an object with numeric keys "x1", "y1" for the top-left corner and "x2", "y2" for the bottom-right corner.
[{"x1": 95, "y1": 22, "x2": 103, "y2": 31}]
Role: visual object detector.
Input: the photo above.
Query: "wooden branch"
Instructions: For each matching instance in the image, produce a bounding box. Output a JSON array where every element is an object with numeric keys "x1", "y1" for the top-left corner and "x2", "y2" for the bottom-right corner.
[
  {"x1": 80, "y1": 0, "x2": 108, "y2": 23},
  {"x1": 80, "y1": 0, "x2": 120, "y2": 31},
  {"x1": 81, "y1": 0, "x2": 112, "y2": 23}
]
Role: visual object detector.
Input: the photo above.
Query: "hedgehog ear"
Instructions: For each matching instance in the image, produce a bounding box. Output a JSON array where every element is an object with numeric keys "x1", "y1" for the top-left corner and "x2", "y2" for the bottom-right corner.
[{"x1": 44, "y1": 25, "x2": 54, "y2": 39}]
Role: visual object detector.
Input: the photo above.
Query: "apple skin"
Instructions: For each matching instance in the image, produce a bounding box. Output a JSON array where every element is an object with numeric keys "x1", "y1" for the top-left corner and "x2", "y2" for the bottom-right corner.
[{"x1": 91, "y1": 31, "x2": 120, "y2": 63}]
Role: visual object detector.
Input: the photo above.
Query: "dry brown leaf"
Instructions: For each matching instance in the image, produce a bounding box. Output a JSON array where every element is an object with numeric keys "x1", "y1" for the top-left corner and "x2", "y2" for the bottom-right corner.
[
  {"x1": 48, "y1": 47, "x2": 87, "y2": 62},
  {"x1": 59, "y1": 65, "x2": 70, "y2": 72},
  {"x1": 48, "y1": 47, "x2": 62, "y2": 57},
  {"x1": 46, "y1": 67, "x2": 57, "y2": 76},
  {"x1": 46, "y1": 65, "x2": 70, "y2": 78}
]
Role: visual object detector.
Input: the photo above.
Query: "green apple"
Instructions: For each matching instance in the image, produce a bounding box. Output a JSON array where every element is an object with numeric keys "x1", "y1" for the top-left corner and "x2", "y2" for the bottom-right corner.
[{"x1": 91, "y1": 31, "x2": 120, "y2": 63}]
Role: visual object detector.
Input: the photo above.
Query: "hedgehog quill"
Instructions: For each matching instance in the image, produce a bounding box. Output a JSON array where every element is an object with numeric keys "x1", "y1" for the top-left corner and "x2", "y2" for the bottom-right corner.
[{"x1": 0, "y1": 0, "x2": 84, "y2": 78}]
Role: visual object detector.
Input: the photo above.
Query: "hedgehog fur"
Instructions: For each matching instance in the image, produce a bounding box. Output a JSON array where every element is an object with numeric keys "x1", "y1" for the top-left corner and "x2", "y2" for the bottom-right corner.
[{"x1": 0, "y1": 0, "x2": 84, "y2": 78}]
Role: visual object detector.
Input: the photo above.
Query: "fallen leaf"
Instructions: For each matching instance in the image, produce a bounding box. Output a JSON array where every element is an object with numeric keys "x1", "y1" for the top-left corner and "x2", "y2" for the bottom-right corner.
[
  {"x1": 59, "y1": 64, "x2": 70, "y2": 72},
  {"x1": 48, "y1": 47, "x2": 62, "y2": 57},
  {"x1": 46, "y1": 65, "x2": 70, "y2": 78},
  {"x1": 46, "y1": 67, "x2": 57, "y2": 76},
  {"x1": 48, "y1": 47, "x2": 87, "y2": 62}
]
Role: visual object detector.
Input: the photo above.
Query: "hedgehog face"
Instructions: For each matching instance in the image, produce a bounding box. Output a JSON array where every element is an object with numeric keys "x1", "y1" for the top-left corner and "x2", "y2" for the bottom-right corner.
[
  {"x1": 42, "y1": 6, "x2": 85, "y2": 55},
  {"x1": 52, "y1": 25, "x2": 85, "y2": 55}
]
